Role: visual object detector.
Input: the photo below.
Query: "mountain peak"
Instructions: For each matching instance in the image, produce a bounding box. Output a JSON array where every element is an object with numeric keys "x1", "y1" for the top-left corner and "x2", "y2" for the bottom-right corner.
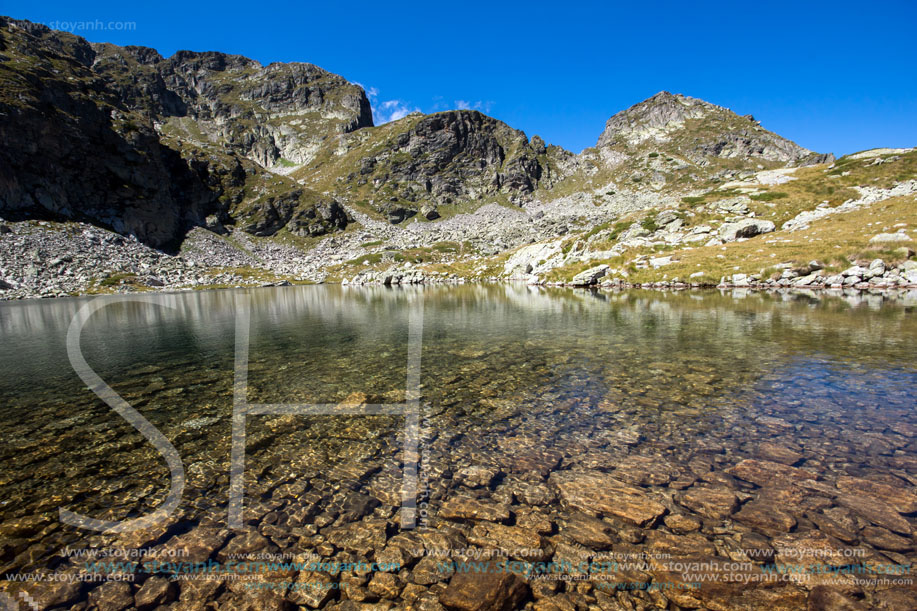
[
  {"x1": 597, "y1": 91, "x2": 718, "y2": 148},
  {"x1": 596, "y1": 91, "x2": 830, "y2": 168}
]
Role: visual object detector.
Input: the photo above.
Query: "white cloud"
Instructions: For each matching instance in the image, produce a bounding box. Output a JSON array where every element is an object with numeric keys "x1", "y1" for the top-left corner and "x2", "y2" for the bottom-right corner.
[
  {"x1": 378, "y1": 99, "x2": 417, "y2": 123},
  {"x1": 359, "y1": 84, "x2": 419, "y2": 124},
  {"x1": 454, "y1": 100, "x2": 494, "y2": 113}
]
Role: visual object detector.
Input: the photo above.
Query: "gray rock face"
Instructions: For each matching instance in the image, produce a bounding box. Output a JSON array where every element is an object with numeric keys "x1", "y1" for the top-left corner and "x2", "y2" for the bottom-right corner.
[
  {"x1": 718, "y1": 219, "x2": 776, "y2": 242},
  {"x1": 235, "y1": 190, "x2": 348, "y2": 237},
  {"x1": 347, "y1": 110, "x2": 569, "y2": 221},
  {"x1": 597, "y1": 91, "x2": 832, "y2": 167},
  {"x1": 92, "y1": 44, "x2": 373, "y2": 167},
  {"x1": 0, "y1": 17, "x2": 364, "y2": 248},
  {"x1": 570, "y1": 264, "x2": 609, "y2": 286},
  {"x1": 598, "y1": 91, "x2": 712, "y2": 148}
]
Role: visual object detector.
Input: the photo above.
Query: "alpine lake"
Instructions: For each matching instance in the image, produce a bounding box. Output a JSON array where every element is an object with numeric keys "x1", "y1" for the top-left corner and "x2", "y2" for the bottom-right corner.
[{"x1": 1, "y1": 284, "x2": 916, "y2": 610}]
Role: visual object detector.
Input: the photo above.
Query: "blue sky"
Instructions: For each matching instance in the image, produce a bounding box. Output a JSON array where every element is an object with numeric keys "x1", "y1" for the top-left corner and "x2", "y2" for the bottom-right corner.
[{"x1": 6, "y1": 0, "x2": 916, "y2": 155}]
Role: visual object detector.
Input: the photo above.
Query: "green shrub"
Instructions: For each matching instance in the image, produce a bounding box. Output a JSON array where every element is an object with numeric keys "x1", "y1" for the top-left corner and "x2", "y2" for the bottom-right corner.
[
  {"x1": 641, "y1": 214, "x2": 659, "y2": 232},
  {"x1": 608, "y1": 221, "x2": 630, "y2": 241},
  {"x1": 99, "y1": 272, "x2": 137, "y2": 287},
  {"x1": 346, "y1": 253, "x2": 383, "y2": 265},
  {"x1": 432, "y1": 241, "x2": 459, "y2": 253},
  {"x1": 750, "y1": 191, "x2": 789, "y2": 202}
]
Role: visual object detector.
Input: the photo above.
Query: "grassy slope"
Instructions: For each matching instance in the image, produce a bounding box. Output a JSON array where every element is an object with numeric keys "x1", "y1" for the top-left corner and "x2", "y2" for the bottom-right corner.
[
  {"x1": 319, "y1": 150, "x2": 916, "y2": 285},
  {"x1": 537, "y1": 150, "x2": 917, "y2": 284}
]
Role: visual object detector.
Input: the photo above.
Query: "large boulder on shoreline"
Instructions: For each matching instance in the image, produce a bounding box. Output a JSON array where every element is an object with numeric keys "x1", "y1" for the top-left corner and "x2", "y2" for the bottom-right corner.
[{"x1": 570, "y1": 264, "x2": 609, "y2": 286}]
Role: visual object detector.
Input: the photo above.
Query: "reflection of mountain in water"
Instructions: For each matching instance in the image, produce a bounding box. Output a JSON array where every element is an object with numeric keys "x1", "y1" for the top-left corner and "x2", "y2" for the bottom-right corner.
[{"x1": 0, "y1": 287, "x2": 914, "y2": 397}]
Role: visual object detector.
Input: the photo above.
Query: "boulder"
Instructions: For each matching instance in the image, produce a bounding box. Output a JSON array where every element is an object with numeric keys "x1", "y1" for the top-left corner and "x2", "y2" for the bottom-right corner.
[
  {"x1": 421, "y1": 205, "x2": 441, "y2": 220},
  {"x1": 869, "y1": 232, "x2": 911, "y2": 243},
  {"x1": 570, "y1": 264, "x2": 609, "y2": 286},
  {"x1": 549, "y1": 470, "x2": 667, "y2": 526},
  {"x1": 841, "y1": 265, "x2": 869, "y2": 277},
  {"x1": 719, "y1": 219, "x2": 775, "y2": 242},
  {"x1": 792, "y1": 271, "x2": 823, "y2": 287},
  {"x1": 439, "y1": 564, "x2": 529, "y2": 611}
]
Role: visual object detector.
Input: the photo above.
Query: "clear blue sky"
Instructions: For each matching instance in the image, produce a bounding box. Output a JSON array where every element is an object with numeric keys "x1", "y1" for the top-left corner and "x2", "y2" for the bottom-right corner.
[{"x1": 6, "y1": 0, "x2": 916, "y2": 156}]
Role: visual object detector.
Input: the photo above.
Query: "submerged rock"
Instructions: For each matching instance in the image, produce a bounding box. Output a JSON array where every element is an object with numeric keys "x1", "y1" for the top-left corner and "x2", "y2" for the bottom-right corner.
[
  {"x1": 549, "y1": 470, "x2": 667, "y2": 526},
  {"x1": 440, "y1": 496, "x2": 511, "y2": 522},
  {"x1": 725, "y1": 459, "x2": 817, "y2": 486},
  {"x1": 439, "y1": 563, "x2": 529, "y2": 611}
]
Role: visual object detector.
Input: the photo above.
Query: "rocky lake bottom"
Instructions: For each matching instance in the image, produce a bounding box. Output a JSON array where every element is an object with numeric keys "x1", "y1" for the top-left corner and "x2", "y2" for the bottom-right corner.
[{"x1": 0, "y1": 285, "x2": 916, "y2": 610}]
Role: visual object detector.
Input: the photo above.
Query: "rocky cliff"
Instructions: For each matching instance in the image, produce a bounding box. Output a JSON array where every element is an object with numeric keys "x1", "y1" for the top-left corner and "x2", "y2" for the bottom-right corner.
[
  {"x1": 294, "y1": 109, "x2": 573, "y2": 223},
  {"x1": 589, "y1": 92, "x2": 833, "y2": 189},
  {"x1": 91, "y1": 43, "x2": 373, "y2": 168},
  {"x1": 0, "y1": 17, "x2": 364, "y2": 248}
]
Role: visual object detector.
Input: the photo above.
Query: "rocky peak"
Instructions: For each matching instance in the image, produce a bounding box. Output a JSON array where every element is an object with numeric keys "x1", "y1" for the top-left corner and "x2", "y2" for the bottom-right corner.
[
  {"x1": 597, "y1": 91, "x2": 713, "y2": 147},
  {"x1": 88, "y1": 43, "x2": 373, "y2": 169},
  {"x1": 0, "y1": 17, "x2": 358, "y2": 248},
  {"x1": 305, "y1": 109, "x2": 570, "y2": 223},
  {"x1": 597, "y1": 91, "x2": 832, "y2": 167},
  {"x1": 1, "y1": 16, "x2": 95, "y2": 66}
]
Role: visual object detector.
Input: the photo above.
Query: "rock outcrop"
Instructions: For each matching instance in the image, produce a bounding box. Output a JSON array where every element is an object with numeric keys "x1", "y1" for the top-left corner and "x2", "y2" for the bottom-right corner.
[
  {"x1": 299, "y1": 110, "x2": 573, "y2": 223},
  {"x1": 0, "y1": 17, "x2": 365, "y2": 248},
  {"x1": 596, "y1": 91, "x2": 833, "y2": 171},
  {"x1": 91, "y1": 43, "x2": 373, "y2": 167}
]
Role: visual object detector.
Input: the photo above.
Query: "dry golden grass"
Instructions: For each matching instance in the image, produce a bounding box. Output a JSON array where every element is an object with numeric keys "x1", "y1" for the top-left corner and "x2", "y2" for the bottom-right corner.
[{"x1": 617, "y1": 195, "x2": 916, "y2": 284}]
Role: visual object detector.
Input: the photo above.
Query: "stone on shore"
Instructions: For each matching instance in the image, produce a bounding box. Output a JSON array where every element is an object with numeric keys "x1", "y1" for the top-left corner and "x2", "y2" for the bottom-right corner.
[{"x1": 570, "y1": 264, "x2": 609, "y2": 286}]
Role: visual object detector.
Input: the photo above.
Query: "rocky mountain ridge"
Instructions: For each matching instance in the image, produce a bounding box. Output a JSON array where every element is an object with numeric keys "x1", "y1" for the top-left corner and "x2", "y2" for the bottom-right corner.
[
  {"x1": 293, "y1": 109, "x2": 575, "y2": 224},
  {"x1": 3, "y1": 16, "x2": 913, "y2": 300},
  {"x1": 597, "y1": 91, "x2": 829, "y2": 166},
  {"x1": 0, "y1": 17, "x2": 368, "y2": 248}
]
